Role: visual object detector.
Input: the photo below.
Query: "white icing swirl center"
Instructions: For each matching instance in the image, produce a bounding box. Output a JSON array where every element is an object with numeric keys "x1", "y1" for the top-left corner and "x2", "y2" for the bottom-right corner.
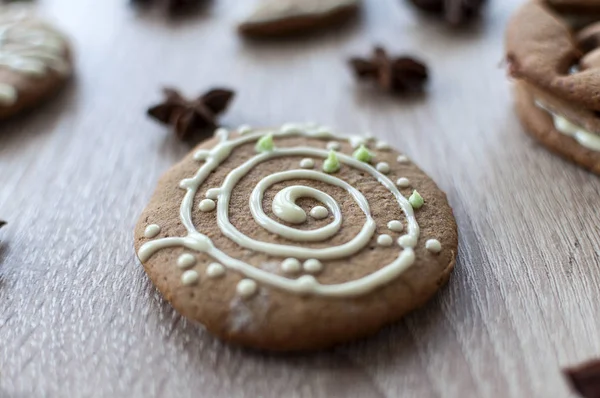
[{"x1": 271, "y1": 185, "x2": 335, "y2": 225}]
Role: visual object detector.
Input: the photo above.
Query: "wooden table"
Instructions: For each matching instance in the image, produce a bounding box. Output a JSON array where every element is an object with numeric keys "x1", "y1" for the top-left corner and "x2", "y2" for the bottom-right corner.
[{"x1": 1, "y1": 0, "x2": 596, "y2": 396}]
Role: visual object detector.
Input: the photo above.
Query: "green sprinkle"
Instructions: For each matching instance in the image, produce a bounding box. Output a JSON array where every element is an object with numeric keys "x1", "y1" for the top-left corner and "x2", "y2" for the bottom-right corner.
[
  {"x1": 352, "y1": 145, "x2": 373, "y2": 163},
  {"x1": 323, "y1": 150, "x2": 340, "y2": 173},
  {"x1": 409, "y1": 190, "x2": 424, "y2": 209},
  {"x1": 255, "y1": 134, "x2": 274, "y2": 152}
]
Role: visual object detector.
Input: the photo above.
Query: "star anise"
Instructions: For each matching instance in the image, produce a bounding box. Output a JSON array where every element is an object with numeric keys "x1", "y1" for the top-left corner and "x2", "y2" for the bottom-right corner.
[
  {"x1": 408, "y1": 0, "x2": 487, "y2": 26},
  {"x1": 147, "y1": 87, "x2": 235, "y2": 140},
  {"x1": 564, "y1": 359, "x2": 600, "y2": 398},
  {"x1": 349, "y1": 46, "x2": 428, "y2": 94}
]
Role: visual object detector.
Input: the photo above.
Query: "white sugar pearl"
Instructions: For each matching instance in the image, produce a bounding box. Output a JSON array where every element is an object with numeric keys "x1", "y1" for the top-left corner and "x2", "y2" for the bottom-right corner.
[
  {"x1": 300, "y1": 158, "x2": 315, "y2": 169},
  {"x1": 281, "y1": 258, "x2": 301, "y2": 274},
  {"x1": 309, "y1": 206, "x2": 328, "y2": 219},
  {"x1": 377, "y1": 234, "x2": 393, "y2": 246},
  {"x1": 376, "y1": 162, "x2": 390, "y2": 174},
  {"x1": 206, "y1": 263, "x2": 226, "y2": 278},
  {"x1": 387, "y1": 220, "x2": 404, "y2": 232},
  {"x1": 396, "y1": 155, "x2": 409, "y2": 163},
  {"x1": 375, "y1": 141, "x2": 390, "y2": 150},
  {"x1": 144, "y1": 224, "x2": 160, "y2": 238},
  {"x1": 199, "y1": 199, "x2": 216, "y2": 212},
  {"x1": 396, "y1": 178, "x2": 410, "y2": 188},
  {"x1": 181, "y1": 270, "x2": 199, "y2": 286},
  {"x1": 398, "y1": 235, "x2": 417, "y2": 248},
  {"x1": 177, "y1": 253, "x2": 196, "y2": 269},
  {"x1": 303, "y1": 259, "x2": 323, "y2": 274},
  {"x1": 237, "y1": 279, "x2": 258, "y2": 298},
  {"x1": 426, "y1": 239, "x2": 442, "y2": 253}
]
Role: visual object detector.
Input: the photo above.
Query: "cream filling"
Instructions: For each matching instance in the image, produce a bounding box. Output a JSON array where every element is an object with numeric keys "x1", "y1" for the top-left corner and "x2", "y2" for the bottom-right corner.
[{"x1": 536, "y1": 101, "x2": 600, "y2": 152}]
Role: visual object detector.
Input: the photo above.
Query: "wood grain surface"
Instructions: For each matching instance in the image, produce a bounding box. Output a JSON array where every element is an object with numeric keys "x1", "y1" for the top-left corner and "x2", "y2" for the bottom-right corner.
[{"x1": 0, "y1": 0, "x2": 596, "y2": 397}]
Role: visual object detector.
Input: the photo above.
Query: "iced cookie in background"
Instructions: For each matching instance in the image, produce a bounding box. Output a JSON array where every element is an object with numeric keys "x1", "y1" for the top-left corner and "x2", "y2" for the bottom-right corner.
[
  {"x1": 134, "y1": 124, "x2": 458, "y2": 351},
  {"x1": 0, "y1": 4, "x2": 72, "y2": 121},
  {"x1": 506, "y1": 1, "x2": 600, "y2": 174},
  {"x1": 238, "y1": 0, "x2": 360, "y2": 38}
]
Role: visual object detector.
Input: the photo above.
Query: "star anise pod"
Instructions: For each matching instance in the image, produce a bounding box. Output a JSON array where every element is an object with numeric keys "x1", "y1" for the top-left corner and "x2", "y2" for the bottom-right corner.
[
  {"x1": 408, "y1": 0, "x2": 487, "y2": 26},
  {"x1": 349, "y1": 46, "x2": 428, "y2": 94},
  {"x1": 564, "y1": 359, "x2": 600, "y2": 398},
  {"x1": 147, "y1": 87, "x2": 235, "y2": 140}
]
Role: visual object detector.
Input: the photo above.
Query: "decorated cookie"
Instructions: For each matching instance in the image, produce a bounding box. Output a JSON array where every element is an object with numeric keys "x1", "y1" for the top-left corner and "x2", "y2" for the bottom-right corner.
[
  {"x1": 505, "y1": 1, "x2": 600, "y2": 174},
  {"x1": 238, "y1": 0, "x2": 360, "y2": 38},
  {"x1": 134, "y1": 124, "x2": 458, "y2": 351},
  {"x1": 0, "y1": 5, "x2": 72, "y2": 120}
]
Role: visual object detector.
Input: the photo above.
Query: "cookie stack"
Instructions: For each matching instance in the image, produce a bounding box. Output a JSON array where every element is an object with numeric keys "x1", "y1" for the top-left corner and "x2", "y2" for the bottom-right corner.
[{"x1": 506, "y1": 0, "x2": 600, "y2": 174}]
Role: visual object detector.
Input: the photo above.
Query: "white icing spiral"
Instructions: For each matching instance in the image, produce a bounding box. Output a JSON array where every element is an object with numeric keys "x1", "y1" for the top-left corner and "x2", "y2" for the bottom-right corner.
[{"x1": 138, "y1": 125, "x2": 420, "y2": 297}]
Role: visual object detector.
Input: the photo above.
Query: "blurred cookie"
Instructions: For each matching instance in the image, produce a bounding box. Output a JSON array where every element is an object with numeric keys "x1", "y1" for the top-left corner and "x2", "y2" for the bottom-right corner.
[
  {"x1": 238, "y1": 0, "x2": 359, "y2": 38},
  {"x1": 135, "y1": 124, "x2": 458, "y2": 351},
  {"x1": 506, "y1": 1, "x2": 600, "y2": 174},
  {"x1": 547, "y1": 0, "x2": 600, "y2": 14},
  {"x1": 514, "y1": 82, "x2": 600, "y2": 174},
  {"x1": 0, "y1": 5, "x2": 72, "y2": 120}
]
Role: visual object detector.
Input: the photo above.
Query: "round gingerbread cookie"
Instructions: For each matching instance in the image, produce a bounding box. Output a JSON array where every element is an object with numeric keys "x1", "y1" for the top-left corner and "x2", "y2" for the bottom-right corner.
[
  {"x1": 506, "y1": 0, "x2": 600, "y2": 174},
  {"x1": 134, "y1": 124, "x2": 458, "y2": 351},
  {"x1": 0, "y1": 5, "x2": 72, "y2": 120}
]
